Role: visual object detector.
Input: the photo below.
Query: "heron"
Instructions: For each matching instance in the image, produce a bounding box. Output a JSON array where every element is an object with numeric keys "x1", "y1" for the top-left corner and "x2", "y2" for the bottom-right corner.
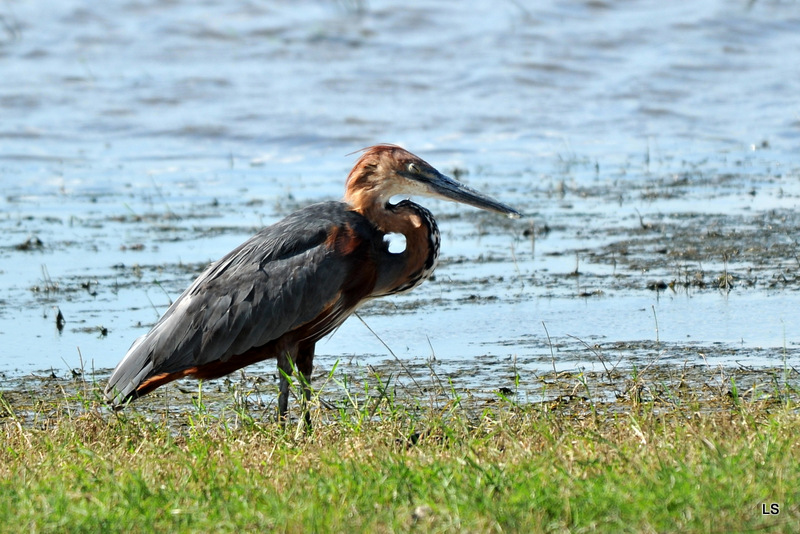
[{"x1": 105, "y1": 144, "x2": 520, "y2": 423}]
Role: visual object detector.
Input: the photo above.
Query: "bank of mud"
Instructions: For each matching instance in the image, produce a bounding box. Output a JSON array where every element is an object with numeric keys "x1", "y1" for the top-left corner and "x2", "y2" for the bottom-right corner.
[{"x1": 1, "y1": 343, "x2": 797, "y2": 431}]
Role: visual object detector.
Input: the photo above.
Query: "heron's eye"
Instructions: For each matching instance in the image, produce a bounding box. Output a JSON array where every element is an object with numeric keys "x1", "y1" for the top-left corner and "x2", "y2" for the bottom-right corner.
[{"x1": 407, "y1": 163, "x2": 419, "y2": 174}]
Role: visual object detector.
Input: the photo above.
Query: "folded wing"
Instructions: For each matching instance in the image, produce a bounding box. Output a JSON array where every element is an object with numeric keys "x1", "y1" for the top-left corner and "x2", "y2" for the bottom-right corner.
[{"x1": 104, "y1": 201, "x2": 381, "y2": 404}]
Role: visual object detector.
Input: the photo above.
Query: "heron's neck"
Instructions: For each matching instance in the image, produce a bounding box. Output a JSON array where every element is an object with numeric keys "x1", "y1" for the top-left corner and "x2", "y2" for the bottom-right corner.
[{"x1": 367, "y1": 200, "x2": 440, "y2": 296}]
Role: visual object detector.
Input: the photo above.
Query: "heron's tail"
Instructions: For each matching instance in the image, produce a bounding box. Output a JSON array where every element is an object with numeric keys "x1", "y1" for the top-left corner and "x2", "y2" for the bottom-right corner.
[{"x1": 104, "y1": 335, "x2": 155, "y2": 408}]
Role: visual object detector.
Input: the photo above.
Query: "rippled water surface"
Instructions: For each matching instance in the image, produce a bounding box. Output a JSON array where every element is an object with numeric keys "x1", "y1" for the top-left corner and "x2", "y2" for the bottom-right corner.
[{"x1": 2, "y1": 0, "x2": 799, "y2": 387}]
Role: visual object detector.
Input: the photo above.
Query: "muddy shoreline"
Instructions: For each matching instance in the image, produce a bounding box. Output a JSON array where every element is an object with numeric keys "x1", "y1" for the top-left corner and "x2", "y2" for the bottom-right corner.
[{"x1": 1, "y1": 355, "x2": 797, "y2": 430}]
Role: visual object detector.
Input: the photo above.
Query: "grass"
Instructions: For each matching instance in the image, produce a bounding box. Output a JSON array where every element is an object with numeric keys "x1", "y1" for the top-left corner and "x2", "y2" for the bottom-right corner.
[{"x1": 1, "y1": 367, "x2": 798, "y2": 533}]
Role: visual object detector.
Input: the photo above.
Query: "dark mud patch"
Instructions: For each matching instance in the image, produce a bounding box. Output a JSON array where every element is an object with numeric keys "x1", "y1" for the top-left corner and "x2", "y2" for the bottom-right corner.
[{"x1": 582, "y1": 208, "x2": 800, "y2": 292}]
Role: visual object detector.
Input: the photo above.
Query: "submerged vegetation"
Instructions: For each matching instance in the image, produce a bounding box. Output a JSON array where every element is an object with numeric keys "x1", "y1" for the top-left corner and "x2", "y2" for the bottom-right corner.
[{"x1": 1, "y1": 365, "x2": 798, "y2": 533}]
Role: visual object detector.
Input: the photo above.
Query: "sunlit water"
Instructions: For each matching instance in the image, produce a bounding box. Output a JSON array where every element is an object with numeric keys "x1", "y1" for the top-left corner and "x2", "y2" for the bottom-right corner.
[{"x1": 2, "y1": 0, "x2": 799, "y2": 383}]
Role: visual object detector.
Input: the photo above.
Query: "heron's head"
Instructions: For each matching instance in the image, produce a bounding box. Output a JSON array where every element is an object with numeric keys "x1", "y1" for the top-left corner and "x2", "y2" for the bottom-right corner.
[{"x1": 345, "y1": 144, "x2": 520, "y2": 218}]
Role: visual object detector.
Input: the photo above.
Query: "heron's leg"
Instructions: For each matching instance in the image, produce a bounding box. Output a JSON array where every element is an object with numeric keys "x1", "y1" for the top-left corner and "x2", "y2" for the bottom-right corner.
[
  {"x1": 276, "y1": 351, "x2": 293, "y2": 424},
  {"x1": 296, "y1": 344, "x2": 315, "y2": 429}
]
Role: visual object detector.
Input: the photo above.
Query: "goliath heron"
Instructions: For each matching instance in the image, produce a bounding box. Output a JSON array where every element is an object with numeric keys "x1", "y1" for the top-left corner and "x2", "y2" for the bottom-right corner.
[{"x1": 105, "y1": 145, "x2": 520, "y2": 422}]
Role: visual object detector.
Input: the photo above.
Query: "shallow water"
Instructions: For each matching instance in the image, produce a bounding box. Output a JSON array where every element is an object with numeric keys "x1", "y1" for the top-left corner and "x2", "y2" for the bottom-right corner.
[{"x1": 2, "y1": 0, "x2": 799, "y2": 389}]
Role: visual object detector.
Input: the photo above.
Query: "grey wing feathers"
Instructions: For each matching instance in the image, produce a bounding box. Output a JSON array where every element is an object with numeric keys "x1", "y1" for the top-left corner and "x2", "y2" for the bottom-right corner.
[{"x1": 105, "y1": 201, "x2": 372, "y2": 403}]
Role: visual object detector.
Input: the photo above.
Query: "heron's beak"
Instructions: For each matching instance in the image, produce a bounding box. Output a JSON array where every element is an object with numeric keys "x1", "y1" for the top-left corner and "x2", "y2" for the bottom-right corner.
[{"x1": 426, "y1": 171, "x2": 521, "y2": 219}]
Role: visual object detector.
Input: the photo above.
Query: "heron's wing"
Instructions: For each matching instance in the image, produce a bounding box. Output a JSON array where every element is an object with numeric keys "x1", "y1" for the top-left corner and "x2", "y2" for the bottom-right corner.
[{"x1": 105, "y1": 202, "x2": 380, "y2": 403}]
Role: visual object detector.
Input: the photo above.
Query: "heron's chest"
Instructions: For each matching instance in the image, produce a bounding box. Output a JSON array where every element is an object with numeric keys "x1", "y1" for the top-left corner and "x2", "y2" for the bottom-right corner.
[{"x1": 386, "y1": 218, "x2": 440, "y2": 295}]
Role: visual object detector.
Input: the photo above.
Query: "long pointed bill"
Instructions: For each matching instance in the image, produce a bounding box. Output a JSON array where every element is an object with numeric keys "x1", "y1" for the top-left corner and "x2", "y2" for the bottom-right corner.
[{"x1": 426, "y1": 172, "x2": 521, "y2": 219}]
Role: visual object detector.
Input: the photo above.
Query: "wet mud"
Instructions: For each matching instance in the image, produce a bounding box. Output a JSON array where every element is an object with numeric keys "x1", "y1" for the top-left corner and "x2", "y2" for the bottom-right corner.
[{"x1": 1, "y1": 355, "x2": 796, "y2": 431}]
